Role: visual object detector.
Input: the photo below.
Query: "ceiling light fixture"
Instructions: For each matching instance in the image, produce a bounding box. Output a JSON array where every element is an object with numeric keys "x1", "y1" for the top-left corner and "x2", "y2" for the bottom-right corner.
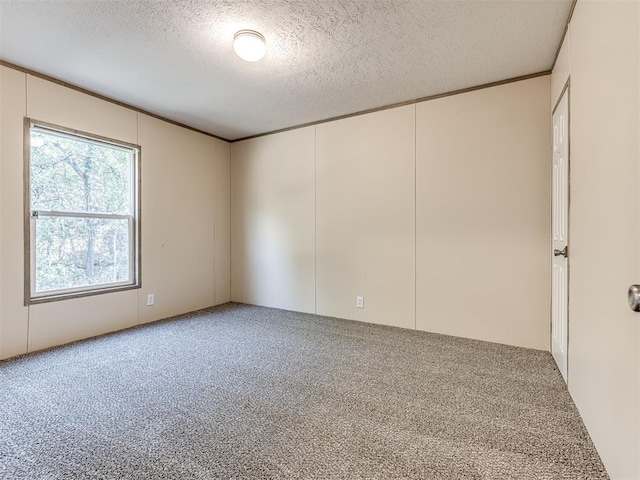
[{"x1": 233, "y1": 30, "x2": 266, "y2": 62}]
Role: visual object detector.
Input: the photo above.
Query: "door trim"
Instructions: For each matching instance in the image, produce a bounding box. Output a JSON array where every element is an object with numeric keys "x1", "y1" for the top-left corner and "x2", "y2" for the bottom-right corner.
[{"x1": 551, "y1": 78, "x2": 571, "y2": 383}]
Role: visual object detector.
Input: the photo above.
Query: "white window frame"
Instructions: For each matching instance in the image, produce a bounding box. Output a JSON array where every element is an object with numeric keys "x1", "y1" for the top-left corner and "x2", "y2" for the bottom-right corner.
[{"x1": 24, "y1": 119, "x2": 141, "y2": 305}]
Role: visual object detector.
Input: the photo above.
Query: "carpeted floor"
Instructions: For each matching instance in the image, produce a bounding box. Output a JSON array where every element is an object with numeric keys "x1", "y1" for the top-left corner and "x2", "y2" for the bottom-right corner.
[{"x1": 0, "y1": 303, "x2": 608, "y2": 479}]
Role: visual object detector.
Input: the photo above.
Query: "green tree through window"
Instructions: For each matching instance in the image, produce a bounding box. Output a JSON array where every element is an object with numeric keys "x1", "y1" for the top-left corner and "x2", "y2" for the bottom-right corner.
[{"x1": 27, "y1": 121, "x2": 139, "y2": 301}]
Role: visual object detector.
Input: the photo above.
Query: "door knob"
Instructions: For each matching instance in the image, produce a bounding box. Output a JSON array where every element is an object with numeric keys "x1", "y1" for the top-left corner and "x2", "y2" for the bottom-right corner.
[
  {"x1": 629, "y1": 285, "x2": 640, "y2": 312},
  {"x1": 554, "y1": 246, "x2": 568, "y2": 257}
]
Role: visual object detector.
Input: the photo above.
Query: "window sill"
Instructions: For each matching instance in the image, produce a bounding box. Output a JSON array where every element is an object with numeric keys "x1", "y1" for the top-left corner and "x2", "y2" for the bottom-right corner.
[{"x1": 27, "y1": 283, "x2": 141, "y2": 306}]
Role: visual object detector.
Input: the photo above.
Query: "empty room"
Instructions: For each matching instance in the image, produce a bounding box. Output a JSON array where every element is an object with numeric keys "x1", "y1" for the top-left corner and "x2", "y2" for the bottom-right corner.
[{"x1": 0, "y1": 0, "x2": 639, "y2": 479}]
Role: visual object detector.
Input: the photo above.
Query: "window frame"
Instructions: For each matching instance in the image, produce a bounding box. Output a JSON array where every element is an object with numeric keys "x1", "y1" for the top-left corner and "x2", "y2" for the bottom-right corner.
[{"x1": 24, "y1": 118, "x2": 142, "y2": 305}]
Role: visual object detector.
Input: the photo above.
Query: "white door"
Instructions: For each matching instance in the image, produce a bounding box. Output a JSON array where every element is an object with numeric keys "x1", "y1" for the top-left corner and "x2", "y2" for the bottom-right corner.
[{"x1": 552, "y1": 88, "x2": 569, "y2": 382}]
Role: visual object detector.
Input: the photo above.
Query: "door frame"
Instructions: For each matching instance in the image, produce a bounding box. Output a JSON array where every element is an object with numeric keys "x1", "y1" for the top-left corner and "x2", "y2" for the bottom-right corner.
[{"x1": 551, "y1": 77, "x2": 571, "y2": 383}]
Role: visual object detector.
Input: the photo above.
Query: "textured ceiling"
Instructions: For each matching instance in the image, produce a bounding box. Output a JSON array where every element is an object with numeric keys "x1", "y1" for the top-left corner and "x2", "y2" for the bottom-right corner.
[{"x1": 0, "y1": 1, "x2": 572, "y2": 141}]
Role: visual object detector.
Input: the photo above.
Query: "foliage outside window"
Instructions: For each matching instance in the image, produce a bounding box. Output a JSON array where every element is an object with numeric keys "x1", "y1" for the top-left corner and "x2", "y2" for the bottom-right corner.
[{"x1": 26, "y1": 120, "x2": 140, "y2": 303}]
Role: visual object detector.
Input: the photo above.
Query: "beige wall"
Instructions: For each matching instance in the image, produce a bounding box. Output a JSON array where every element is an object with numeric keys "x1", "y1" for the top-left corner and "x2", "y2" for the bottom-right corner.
[
  {"x1": 137, "y1": 114, "x2": 215, "y2": 324},
  {"x1": 551, "y1": 26, "x2": 570, "y2": 110},
  {"x1": 231, "y1": 128, "x2": 316, "y2": 313},
  {"x1": 214, "y1": 139, "x2": 231, "y2": 305},
  {"x1": 0, "y1": 68, "x2": 3, "y2": 358},
  {"x1": 230, "y1": 142, "x2": 244, "y2": 303},
  {"x1": 550, "y1": 2, "x2": 640, "y2": 479},
  {"x1": 416, "y1": 77, "x2": 551, "y2": 350},
  {"x1": 231, "y1": 76, "x2": 551, "y2": 350},
  {"x1": 0, "y1": 65, "x2": 231, "y2": 360},
  {"x1": 0, "y1": 66, "x2": 28, "y2": 359},
  {"x1": 316, "y1": 106, "x2": 415, "y2": 328}
]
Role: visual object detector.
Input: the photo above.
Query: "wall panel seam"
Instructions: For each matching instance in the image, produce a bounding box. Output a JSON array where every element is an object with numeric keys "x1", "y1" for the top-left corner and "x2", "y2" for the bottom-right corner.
[
  {"x1": 314, "y1": 126, "x2": 318, "y2": 314},
  {"x1": 241, "y1": 142, "x2": 246, "y2": 303},
  {"x1": 213, "y1": 140, "x2": 217, "y2": 306},
  {"x1": 413, "y1": 103, "x2": 417, "y2": 331}
]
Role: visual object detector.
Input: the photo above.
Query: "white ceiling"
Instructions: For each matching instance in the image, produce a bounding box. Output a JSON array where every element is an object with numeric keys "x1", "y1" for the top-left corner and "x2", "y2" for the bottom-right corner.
[{"x1": 0, "y1": 1, "x2": 572, "y2": 141}]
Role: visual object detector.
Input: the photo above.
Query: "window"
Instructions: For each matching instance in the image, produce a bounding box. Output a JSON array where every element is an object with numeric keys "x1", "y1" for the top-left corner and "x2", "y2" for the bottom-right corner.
[{"x1": 25, "y1": 119, "x2": 140, "y2": 304}]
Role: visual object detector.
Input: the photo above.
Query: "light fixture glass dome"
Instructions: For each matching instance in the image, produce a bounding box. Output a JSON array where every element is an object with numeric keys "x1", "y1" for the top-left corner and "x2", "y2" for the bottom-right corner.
[{"x1": 233, "y1": 30, "x2": 266, "y2": 62}]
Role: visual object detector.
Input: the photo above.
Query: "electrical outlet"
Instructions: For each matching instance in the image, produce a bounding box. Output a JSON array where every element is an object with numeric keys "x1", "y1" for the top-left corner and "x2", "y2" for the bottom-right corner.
[
  {"x1": 146, "y1": 293, "x2": 155, "y2": 306},
  {"x1": 356, "y1": 296, "x2": 364, "y2": 309}
]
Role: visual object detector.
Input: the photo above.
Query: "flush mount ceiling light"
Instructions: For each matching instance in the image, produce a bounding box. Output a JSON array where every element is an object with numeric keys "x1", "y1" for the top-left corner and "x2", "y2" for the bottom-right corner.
[{"x1": 233, "y1": 30, "x2": 266, "y2": 62}]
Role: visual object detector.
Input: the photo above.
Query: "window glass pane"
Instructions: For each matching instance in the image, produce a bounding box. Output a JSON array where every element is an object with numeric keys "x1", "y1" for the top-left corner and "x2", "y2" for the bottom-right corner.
[
  {"x1": 34, "y1": 216, "x2": 131, "y2": 293},
  {"x1": 30, "y1": 129, "x2": 132, "y2": 215}
]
